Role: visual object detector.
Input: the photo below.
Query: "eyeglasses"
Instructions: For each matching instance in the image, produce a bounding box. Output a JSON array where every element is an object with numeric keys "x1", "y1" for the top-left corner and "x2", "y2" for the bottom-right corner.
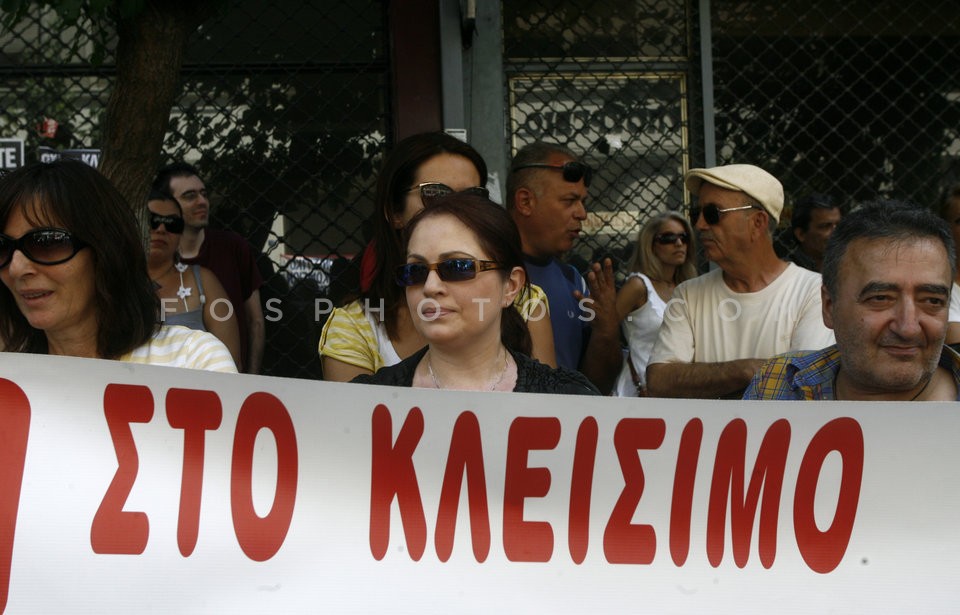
[
  {"x1": 0, "y1": 227, "x2": 87, "y2": 268},
  {"x1": 654, "y1": 232, "x2": 690, "y2": 245},
  {"x1": 408, "y1": 182, "x2": 490, "y2": 205},
  {"x1": 177, "y1": 188, "x2": 208, "y2": 202},
  {"x1": 148, "y1": 213, "x2": 185, "y2": 234},
  {"x1": 511, "y1": 161, "x2": 593, "y2": 187},
  {"x1": 689, "y1": 204, "x2": 760, "y2": 225},
  {"x1": 396, "y1": 258, "x2": 503, "y2": 287}
]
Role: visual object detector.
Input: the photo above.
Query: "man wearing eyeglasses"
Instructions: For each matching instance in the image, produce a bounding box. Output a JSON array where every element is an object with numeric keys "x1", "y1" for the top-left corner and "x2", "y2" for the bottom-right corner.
[
  {"x1": 507, "y1": 142, "x2": 622, "y2": 394},
  {"x1": 152, "y1": 162, "x2": 265, "y2": 374},
  {"x1": 646, "y1": 164, "x2": 834, "y2": 398}
]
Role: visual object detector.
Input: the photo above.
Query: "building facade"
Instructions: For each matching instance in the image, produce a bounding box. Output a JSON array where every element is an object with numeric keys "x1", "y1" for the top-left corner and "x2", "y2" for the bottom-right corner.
[{"x1": 1, "y1": 0, "x2": 958, "y2": 377}]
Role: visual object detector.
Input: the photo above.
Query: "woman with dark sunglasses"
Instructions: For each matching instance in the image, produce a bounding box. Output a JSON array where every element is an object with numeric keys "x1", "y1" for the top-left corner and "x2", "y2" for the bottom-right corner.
[
  {"x1": 613, "y1": 211, "x2": 699, "y2": 396},
  {"x1": 0, "y1": 160, "x2": 236, "y2": 371},
  {"x1": 146, "y1": 191, "x2": 241, "y2": 367},
  {"x1": 320, "y1": 131, "x2": 557, "y2": 381},
  {"x1": 351, "y1": 193, "x2": 597, "y2": 394}
]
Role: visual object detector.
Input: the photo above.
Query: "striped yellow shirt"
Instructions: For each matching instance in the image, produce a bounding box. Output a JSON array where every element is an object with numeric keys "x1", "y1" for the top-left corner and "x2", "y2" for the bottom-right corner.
[{"x1": 119, "y1": 325, "x2": 238, "y2": 373}]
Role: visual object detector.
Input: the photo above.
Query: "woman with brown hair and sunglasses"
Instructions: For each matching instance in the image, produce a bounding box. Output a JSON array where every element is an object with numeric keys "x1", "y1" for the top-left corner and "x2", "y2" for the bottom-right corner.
[
  {"x1": 319, "y1": 132, "x2": 556, "y2": 381},
  {"x1": 352, "y1": 193, "x2": 596, "y2": 394},
  {"x1": 0, "y1": 160, "x2": 236, "y2": 371},
  {"x1": 146, "y1": 191, "x2": 241, "y2": 367},
  {"x1": 613, "y1": 211, "x2": 698, "y2": 396}
]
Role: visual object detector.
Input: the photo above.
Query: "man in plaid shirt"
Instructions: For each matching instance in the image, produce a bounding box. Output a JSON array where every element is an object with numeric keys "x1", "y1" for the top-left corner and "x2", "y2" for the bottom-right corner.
[{"x1": 744, "y1": 201, "x2": 960, "y2": 401}]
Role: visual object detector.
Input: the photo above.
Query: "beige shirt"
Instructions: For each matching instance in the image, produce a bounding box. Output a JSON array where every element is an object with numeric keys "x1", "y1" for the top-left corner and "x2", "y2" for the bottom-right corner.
[{"x1": 649, "y1": 263, "x2": 834, "y2": 365}]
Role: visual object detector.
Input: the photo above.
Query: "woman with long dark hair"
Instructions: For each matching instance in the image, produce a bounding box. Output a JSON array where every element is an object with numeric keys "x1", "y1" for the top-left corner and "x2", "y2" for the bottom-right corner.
[
  {"x1": 352, "y1": 193, "x2": 596, "y2": 394},
  {"x1": 0, "y1": 160, "x2": 236, "y2": 371},
  {"x1": 319, "y1": 132, "x2": 556, "y2": 380}
]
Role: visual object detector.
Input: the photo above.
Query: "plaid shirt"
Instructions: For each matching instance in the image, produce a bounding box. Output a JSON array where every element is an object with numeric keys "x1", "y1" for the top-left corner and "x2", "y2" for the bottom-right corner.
[{"x1": 743, "y1": 344, "x2": 960, "y2": 400}]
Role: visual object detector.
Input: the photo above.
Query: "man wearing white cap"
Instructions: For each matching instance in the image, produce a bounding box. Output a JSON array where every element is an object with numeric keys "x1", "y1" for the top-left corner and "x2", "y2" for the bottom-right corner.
[{"x1": 646, "y1": 164, "x2": 834, "y2": 398}]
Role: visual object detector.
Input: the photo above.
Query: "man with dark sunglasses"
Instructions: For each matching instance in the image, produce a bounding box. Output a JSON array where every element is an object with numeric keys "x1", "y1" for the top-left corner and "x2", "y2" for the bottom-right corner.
[
  {"x1": 152, "y1": 162, "x2": 265, "y2": 374},
  {"x1": 507, "y1": 141, "x2": 621, "y2": 394},
  {"x1": 646, "y1": 164, "x2": 834, "y2": 398}
]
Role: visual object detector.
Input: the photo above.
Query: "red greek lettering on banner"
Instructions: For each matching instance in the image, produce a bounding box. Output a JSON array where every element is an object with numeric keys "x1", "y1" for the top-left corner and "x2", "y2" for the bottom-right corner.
[
  {"x1": 166, "y1": 388, "x2": 223, "y2": 557},
  {"x1": 369, "y1": 405, "x2": 426, "y2": 561},
  {"x1": 503, "y1": 416, "x2": 561, "y2": 562},
  {"x1": 603, "y1": 418, "x2": 666, "y2": 564},
  {"x1": 794, "y1": 417, "x2": 863, "y2": 573},
  {"x1": 231, "y1": 392, "x2": 298, "y2": 562},
  {"x1": 91, "y1": 384, "x2": 154, "y2": 555},
  {"x1": 707, "y1": 419, "x2": 791, "y2": 568},
  {"x1": 435, "y1": 411, "x2": 490, "y2": 562},
  {"x1": 0, "y1": 379, "x2": 30, "y2": 613},
  {"x1": 568, "y1": 417, "x2": 598, "y2": 565}
]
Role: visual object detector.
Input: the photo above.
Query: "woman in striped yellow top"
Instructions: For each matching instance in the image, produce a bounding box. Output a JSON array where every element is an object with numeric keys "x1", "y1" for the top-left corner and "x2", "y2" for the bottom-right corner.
[{"x1": 0, "y1": 160, "x2": 236, "y2": 373}]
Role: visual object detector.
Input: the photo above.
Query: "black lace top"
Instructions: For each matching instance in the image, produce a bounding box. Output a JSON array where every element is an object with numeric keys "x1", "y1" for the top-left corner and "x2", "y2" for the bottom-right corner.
[{"x1": 351, "y1": 346, "x2": 601, "y2": 396}]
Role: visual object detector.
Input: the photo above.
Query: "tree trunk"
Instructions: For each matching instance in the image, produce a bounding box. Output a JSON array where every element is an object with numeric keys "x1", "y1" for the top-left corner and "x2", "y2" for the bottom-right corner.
[{"x1": 98, "y1": 0, "x2": 208, "y2": 212}]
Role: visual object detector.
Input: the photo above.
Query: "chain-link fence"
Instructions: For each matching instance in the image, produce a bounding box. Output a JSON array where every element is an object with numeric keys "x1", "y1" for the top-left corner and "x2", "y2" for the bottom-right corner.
[
  {"x1": 0, "y1": 1, "x2": 389, "y2": 379},
  {"x1": 504, "y1": 0, "x2": 692, "y2": 273},
  {"x1": 504, "y1": 0, "x2": 960, "y2": 269},
  {"x1": 709, "y1": 0, "x2": 960, "y2": 242},
  {"x1": 2, "y1": 0, "x2": 958, "y2": 378},
  {"x1": 166, "y1": 2, "x2": 389, "y2": 379}
]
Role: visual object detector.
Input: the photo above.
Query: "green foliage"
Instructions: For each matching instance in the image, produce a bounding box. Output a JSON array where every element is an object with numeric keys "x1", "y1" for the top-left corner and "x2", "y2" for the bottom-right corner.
[
  {"x1": 0, "y1": 0, "x2": 146, "y2": 66},
  {"x1": 0, "y1": 0, "x2": 145, "y2": 23}
]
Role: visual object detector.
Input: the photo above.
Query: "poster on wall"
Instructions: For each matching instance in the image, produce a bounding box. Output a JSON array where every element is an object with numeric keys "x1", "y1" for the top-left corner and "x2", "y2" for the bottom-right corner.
[
  {"x1": 507, "y1": 72, "x2": 689, "y2": 259},
  {"x1": 0, "y1": 140, "x2": 24, "y2": 170},
  {"x1": 37, "y1": 146, "x2": 101, "y2": 168}
]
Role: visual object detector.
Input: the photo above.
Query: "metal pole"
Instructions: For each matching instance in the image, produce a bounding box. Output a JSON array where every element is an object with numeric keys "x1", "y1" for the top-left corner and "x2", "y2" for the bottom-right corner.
[
  {"x1": 439, "y1": 0, "x2": 466, "y2": 134},
  {"x1": 698, "y1": 0, "x2": 716, "y2": 167}
]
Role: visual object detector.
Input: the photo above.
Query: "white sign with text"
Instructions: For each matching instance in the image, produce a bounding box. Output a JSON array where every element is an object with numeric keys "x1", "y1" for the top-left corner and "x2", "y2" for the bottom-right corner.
[{"x1": 0, "y1": 353, "x2": 957, "y2": 613}]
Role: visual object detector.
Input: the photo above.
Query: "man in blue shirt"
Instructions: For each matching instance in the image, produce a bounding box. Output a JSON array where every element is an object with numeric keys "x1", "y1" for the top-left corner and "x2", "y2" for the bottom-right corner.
[
  {"x1": 506, "y1": 142, "x2": 621, "y2": 394},
  {"x1": 745, "y1": 201, "x2": 960, "y2": 401}
]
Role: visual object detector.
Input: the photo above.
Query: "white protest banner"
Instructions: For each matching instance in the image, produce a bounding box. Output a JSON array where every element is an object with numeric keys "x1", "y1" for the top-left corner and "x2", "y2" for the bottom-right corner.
[{"x1": 1, "y1": 353, "x2": 958, "y2": 613}]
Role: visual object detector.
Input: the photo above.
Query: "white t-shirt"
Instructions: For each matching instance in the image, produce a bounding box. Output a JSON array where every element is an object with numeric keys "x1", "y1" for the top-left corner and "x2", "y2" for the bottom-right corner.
[
  {"x1": 120, "y1": 325, "x2": 238, "y2": 372},
  {"x1": 649, "y1": 263, "x2": 834, "y2": 365}
]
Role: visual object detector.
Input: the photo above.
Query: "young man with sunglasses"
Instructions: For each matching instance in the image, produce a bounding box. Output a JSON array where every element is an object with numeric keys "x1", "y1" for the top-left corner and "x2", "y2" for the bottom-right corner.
[
  {"x1": 646, "y1": 164, "x2": 834, "y2": 398},
  {"x1": 507, "y1": 141, "x2": 622, "y2": 394},
  {"x1": 152, "y1": 162, "x2": 265, "y2": 374}
]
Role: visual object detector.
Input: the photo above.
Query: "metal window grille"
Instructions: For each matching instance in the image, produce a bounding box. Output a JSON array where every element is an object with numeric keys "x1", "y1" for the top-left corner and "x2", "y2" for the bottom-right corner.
[
  {"x1": 3, "y1": 0, "x2": 958, "y2": 377},
  {"x1": 0, "y1": 1, "x2": 390, "y2": 379}
]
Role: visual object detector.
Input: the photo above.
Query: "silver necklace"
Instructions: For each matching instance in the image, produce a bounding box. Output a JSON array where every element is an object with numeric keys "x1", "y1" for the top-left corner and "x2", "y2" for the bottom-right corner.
[{"x1": 427, "y1": 348, "x2": 508, "y2": 391}]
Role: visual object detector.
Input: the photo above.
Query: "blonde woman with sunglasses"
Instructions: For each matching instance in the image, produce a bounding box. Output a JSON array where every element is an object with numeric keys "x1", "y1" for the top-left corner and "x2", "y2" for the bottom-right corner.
[
  {"x1": 352, "y1": 193, "x2": 596, "y2": 394},
  {"x1": 319, "y1": 132, "x2": 556, "y2": 381},
  {"x1": 613, "y1": 211, "x2": 698, "y2": 396}
]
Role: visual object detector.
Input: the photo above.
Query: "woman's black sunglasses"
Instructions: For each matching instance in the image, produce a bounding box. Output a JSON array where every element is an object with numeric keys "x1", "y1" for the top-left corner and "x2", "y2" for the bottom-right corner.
[
  {"x1": 408, "y1": 182, "x2": 489, "y2": 205},
  {"x1": 396, "y1": 258, "x2": 503, "y2": 287},
  {"x1": 510, "y1": 161, "x2": 593, "y2": 187},
  {"x1": 654, "y1": 232, "x2": 690, "y2": 245},
  {"x1": 0, "y1": 227, "x2": 87, "y2": 268},
  {"x1": 689, "y1": 204, "x2": 760, "y2": 225},
  {"x1": 149, "y1": 213, "x2": 185, "y2": 234}
]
